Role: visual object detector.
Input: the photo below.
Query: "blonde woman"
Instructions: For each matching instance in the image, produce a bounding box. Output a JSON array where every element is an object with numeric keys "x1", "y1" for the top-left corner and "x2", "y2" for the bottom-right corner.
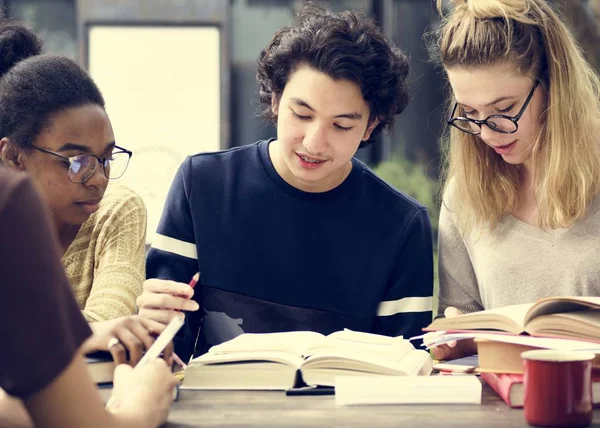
[{"x1": 429, "y1": 0, "x2": 600, "y2": 359}]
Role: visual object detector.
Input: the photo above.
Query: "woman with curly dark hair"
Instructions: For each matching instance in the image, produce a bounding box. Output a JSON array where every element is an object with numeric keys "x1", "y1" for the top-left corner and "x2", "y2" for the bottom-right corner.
[{"x1": 139, "y1": 4, "x2": 434, "y2": 360}]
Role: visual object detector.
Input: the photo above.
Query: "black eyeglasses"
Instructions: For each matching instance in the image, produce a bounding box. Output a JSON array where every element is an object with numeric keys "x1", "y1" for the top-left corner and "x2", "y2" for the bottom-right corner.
[
  {"x1": 31, "y1": 145, "x2": 132, "y2": 183},
  {"x1": 448, "y1": 80, "x2": 539, "y2": 135}
]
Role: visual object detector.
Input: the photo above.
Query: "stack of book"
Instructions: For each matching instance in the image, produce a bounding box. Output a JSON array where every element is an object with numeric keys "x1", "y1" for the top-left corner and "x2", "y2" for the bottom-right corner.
[
  {"x1": 480, "y1": 371, "x2": 600, "y2": 408},
  {"x1": 85, "y1": 351, "x2": 116, "y2": 402},
  {"x1": 423, "y1": 296, "x2": 600, "y2": 407},
  {"x1": 86, "y1": 350, "x2": 116, "y2": 383}
]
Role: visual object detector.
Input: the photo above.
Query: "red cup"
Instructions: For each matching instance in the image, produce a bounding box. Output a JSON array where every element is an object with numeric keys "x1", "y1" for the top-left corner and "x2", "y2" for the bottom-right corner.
[{"x1": 521, "y1": 350, "x2": 595, "y2": 427}]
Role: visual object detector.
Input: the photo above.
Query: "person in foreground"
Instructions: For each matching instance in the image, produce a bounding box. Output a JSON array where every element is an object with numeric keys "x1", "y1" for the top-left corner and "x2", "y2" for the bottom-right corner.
[
  {"x1": 0, "y1": 21, "x2": 167, "y2": 416},
  {"x1": 0, "y1": 21, "x2": 146, "y2": 323},
  {"x1": 429, "y1": 0, "x2": 600, "y2": 360},
  {"x1": 0, "y1": 168, "x2": 177, "y2": 428},
  {"x1": 139, "y1": 4, "x2": 434, "y2": 360}
]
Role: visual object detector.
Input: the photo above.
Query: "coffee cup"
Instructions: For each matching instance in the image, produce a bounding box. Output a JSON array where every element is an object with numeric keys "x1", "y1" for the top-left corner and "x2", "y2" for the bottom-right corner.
[{"x1": 521, "y1": 349, "x2": 595, "y2": 427}]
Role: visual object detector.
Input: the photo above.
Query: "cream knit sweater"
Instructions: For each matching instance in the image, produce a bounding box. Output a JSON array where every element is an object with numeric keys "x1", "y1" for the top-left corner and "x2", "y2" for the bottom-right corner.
[{"x1": 61, "y1": 184, "x2": 147, "y2": 322}]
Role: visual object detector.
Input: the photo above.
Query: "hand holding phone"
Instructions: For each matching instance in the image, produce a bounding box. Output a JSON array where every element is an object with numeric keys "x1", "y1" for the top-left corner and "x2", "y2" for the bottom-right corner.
[{"x1": 135, "y1": 313, "x2": 185, "y2": 371}]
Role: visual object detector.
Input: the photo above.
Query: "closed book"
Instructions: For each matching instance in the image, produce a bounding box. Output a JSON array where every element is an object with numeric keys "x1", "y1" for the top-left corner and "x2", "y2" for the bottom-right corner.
[
  {"x1": 481, "y1": 372, "x2": 600, "y2": 408},
  {"x1": 97, "y1": 382, "x2": 114, "y2": 403},
  {"x1": 335, "y1": 375, "x2": 482, "y2": 405},
  {"x1": 86, "y1": 351, "x2": 115, "y2": 384},
  {"x1": 182, "y1": 329, "x2": 432, "y2": 390},
  {"x1": 476, "y1": 339, "x2": 600, "y2": 374},
  {"x1": 96, "y1": 382, "x2": 180, "y2": 404}
]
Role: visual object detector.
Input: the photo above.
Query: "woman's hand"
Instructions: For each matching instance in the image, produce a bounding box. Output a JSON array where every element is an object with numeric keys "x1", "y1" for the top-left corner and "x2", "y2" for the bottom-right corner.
[
  {"x1": 137, "y1": 279, "x2": 199, "y2": 325},
  {"x1": 425, "y1": 307, "x2": 477, "y2": 361},
  {"x1": 107, "y1": 359, "x2": 178, "y2": 427},
  {"x1": 83, "y1": 315, "x2": 173, "y2": 366}
]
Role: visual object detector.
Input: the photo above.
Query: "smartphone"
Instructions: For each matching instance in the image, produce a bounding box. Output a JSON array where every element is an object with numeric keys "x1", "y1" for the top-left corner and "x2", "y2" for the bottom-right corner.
[
  {"x1": 135, "y1": 314, "x2": 185, "y2": 370},
  {"x1": 433, "y1": 354, "x2": 479, "y2": 373}
]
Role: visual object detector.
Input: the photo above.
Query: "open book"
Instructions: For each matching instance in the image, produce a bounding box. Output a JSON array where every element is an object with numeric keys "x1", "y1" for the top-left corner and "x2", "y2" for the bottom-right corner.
[
  {"x1": 427, "y1": 296, "x2": 600, "y2": 342},
  {"x1": 181, "y1": 330, "x2": 432, "y2": 390}
]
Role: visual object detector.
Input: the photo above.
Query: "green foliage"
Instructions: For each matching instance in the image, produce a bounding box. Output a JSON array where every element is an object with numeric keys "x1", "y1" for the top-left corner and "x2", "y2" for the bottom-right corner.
[{"x1": 373, "y1": 154, "x2": 440, "y2": 235}]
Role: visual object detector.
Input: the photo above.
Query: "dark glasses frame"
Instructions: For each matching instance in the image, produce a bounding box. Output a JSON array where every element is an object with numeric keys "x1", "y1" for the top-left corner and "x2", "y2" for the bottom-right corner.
[{"x1": 448, "y1": 80, "x2": 540, "y2": 135}]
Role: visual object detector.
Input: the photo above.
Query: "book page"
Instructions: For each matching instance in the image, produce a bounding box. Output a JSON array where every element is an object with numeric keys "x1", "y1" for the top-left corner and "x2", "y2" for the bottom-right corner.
[
  {"x1": 189, "y1": 350, "x2": 305, "y2": 369},
  {"x1": 207, "y1": 331, "x2": 326, "y2": 356},
  {"x1": 301, "y1": 350, "x2": 432, "y2": 386},
  {"x1": 524, "y1": 296, "x2": 600, "y2": 325},
  {"x1": 428, "y1": 303, "x2": 533, "y2": 334},
  {"x1": 305, "y1": 330, "x2": 415, "y2": 360},
  {"x1": 525, "y1": 310, "x2": 600, "y2": 342}
]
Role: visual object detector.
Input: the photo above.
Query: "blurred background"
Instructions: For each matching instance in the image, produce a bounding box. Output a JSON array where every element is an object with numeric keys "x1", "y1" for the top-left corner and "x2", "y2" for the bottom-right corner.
[{"x1": 4, "y1": 0, "x2": 599, "y2": 296}]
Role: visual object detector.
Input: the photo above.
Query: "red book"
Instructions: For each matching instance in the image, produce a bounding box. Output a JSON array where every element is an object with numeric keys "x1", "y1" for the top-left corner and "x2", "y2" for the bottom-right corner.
[{"x1": 482, "y1": 372, "x2": 600, "y2": 408}]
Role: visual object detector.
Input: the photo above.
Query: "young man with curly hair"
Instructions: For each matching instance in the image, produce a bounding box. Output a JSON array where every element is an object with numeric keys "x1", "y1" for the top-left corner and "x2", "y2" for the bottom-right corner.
[{"x1": 139, "y1": 4, "x2": 434, "y2": 360}]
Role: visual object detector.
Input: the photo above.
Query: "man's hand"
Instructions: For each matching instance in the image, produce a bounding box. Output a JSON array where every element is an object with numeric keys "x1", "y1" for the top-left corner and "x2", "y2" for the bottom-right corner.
[{"x1": 137, "y1": 279, "x2": 199, "y2": 325}]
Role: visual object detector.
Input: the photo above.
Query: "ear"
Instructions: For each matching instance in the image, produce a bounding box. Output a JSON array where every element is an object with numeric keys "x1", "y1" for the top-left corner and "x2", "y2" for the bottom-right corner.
[
  {"x1": 0, "y1": 137, "x2": 26, "y2": 170},
  {"x1": 362, "y1": 117, "x2": 381, "y2": 141}
]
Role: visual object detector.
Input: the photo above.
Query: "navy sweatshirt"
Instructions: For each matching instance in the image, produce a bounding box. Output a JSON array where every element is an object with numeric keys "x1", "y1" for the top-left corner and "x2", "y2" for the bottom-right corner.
[{"x1": 147, "y1": 140, "x2": 433, "y2": 360}]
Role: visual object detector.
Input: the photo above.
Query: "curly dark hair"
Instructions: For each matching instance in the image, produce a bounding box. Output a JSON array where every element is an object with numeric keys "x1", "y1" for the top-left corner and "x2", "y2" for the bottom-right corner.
[
  {"x1": 256, "y1": 3, "x2": 410, "y2": 146},
  {"x1": 0, "y1": 20, "x2": 104, "y2": 150}
]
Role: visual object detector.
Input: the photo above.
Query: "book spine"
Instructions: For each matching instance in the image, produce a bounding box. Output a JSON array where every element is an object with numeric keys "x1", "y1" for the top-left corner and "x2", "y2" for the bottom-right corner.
[{"x1": 480, "y1": 372, "x2": 520, "y2": 408}]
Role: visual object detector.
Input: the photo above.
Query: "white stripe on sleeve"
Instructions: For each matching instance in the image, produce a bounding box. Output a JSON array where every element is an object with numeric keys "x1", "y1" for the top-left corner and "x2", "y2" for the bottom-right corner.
[
  {"x1": 377, "y1": 296, "x2": 433, "y2": 316},
  {"x1": 151, "y1": 233, "x2": 198, "y2": 260}
]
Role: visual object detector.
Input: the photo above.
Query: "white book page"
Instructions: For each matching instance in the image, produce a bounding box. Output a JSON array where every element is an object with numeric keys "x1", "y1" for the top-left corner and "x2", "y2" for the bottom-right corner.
[
  {"x1": 430, "y1": 303, "x2": 533, "y2": 333},
  {"x1": 207, "y1": 331, "x2": 326, "y2": 356},
  {"x1": 305, "y1": 336, "x2": 415, "y2": 361},
  {"x1": 189, "y1": 350, "x2": 304, "y2": 368}
]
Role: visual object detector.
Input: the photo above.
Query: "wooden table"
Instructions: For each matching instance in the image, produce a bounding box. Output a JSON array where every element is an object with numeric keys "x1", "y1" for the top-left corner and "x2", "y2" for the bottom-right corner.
[{"x1": 165, "y1": 382, "x2": 600, "y2": 427}]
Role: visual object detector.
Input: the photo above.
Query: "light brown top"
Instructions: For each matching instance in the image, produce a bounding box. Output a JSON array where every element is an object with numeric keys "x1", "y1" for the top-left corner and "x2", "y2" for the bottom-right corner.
[{"x1": 61, "y1": 184, "x2": 147, "y2": 321}]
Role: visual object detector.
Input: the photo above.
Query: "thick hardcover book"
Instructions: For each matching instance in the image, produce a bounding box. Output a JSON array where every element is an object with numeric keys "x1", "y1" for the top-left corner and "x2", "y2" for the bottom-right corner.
[{"x1": 182, "y1": 330, "x2": 432, "y2": 390}]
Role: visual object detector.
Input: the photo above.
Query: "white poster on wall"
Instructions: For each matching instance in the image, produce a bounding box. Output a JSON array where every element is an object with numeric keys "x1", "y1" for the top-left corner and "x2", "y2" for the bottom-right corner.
[{"x1": 88, "y1": 25, "x2": 221, "y2": 244}]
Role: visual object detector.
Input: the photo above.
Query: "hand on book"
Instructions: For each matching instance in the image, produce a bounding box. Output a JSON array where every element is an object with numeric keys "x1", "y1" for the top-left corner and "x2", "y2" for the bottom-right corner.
[
  {"x1": 426, "y1": 307, "x2": 477, "y2": 361},
  {"x1": 137, "y1": 279, "x2": 199, "y2": 325},
  {"x1": 107, "y1": 358, "x2": 178, "y2": 426},
  {"x1": 84, "y1": 315, "x2": 174, "y2": 366}
]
